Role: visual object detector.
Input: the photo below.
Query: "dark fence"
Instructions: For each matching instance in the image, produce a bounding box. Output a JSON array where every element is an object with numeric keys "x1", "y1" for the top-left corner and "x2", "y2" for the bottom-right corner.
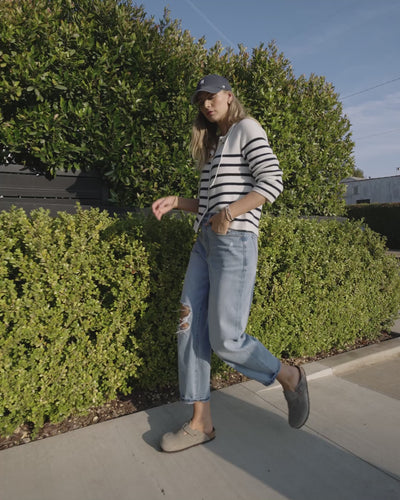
[
  {"x1": 346, "y1": 203, "x2": 400, "y2": 250},
  {"x1": 0, "y1": 164, "x2": 126, "y2": 216}
]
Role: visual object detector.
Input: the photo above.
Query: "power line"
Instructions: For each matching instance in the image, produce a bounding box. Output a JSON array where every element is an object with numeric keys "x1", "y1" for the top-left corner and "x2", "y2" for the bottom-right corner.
[
  {"x1": 184, "y1": 0, "x2": 235, "y2": 48},
  {"x1": 342, "y1": 76, "x2": 400, "y2": 99},
  {"x1": 354, "y1": 127, "x2": 400, "y2": 141}
]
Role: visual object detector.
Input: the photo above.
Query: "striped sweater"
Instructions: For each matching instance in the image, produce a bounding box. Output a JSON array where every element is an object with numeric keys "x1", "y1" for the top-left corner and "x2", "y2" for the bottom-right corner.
[{"x1": 193, "y1": 118, "x2": 283, "y2": 235}]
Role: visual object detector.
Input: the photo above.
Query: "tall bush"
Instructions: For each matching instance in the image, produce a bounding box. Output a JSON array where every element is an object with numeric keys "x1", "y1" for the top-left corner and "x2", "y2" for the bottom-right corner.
[
  {"x1": 0, "y1": 0, "x2": 205, "y2": 204},
  {"x1": 220, "y1": 44, "x2": 354, "y2": 215},
  {"x1": 1, "y1": 0, "x2": 353, "y2": 215}
]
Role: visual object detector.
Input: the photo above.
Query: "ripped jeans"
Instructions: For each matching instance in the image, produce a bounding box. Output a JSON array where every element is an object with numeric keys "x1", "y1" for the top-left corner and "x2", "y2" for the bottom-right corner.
[{"x1": 178, "y1": 217, "x2": 281, "y2": 403}]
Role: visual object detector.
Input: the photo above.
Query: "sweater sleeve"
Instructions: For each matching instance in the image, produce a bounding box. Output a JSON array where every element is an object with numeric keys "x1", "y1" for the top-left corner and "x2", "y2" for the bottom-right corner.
[{"x1": 239, "y1": 118, "x2": 283, "y2": 203}]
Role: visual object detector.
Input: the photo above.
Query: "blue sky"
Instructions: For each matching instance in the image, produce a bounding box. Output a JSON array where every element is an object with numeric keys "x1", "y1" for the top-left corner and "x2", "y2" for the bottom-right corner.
[{"x1": 136, "y1": 0, "x2": 400, "y2": 179}]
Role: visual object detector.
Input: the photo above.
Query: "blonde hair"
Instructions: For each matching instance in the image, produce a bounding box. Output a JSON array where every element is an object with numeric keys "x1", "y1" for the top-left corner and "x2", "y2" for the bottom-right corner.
[{"x1": 190, "y1": 92, "x2": 248, "y2": 169}]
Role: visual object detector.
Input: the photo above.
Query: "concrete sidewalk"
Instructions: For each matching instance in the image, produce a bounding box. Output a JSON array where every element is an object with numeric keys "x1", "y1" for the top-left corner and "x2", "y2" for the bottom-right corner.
[{"x1": 1, "y1": 326, "x2": 400, "y2": 500}]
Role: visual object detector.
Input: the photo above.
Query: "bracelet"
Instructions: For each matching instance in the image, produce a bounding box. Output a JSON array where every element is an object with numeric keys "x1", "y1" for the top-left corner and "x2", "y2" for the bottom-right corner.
[{"x1": 224, "y1": 205, "x2": 234, "y2": 222}]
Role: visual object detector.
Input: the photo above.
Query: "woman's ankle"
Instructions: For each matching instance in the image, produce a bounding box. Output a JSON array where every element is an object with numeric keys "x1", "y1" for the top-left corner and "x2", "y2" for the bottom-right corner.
[
  {"x1": 277, "y1": 364, "x2": 300, "y2": 392},
  {"x1": 190, "y1": 401, "x2": 214, "y2": 434},
  {"x1": 189, "y1": 419, "x2": 214, "y2": 435}
]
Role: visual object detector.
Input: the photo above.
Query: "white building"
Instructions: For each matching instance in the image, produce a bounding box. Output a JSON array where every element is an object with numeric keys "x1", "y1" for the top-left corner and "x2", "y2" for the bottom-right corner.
[{"x1": 341, "y1": 176, "x2": 400, "y2": 205}]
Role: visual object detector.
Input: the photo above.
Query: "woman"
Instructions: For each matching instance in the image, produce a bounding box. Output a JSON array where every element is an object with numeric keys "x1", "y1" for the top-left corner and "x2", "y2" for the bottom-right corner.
[{"x1": 152, "y1": 74, "x2": 309, "y2": 453}]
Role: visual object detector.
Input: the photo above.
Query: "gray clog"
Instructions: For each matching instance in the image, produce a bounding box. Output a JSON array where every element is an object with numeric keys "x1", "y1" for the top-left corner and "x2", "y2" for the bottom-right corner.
[
  {"x1": 160, "y1": 422, "x2": 216, "y2": 453},
  {"x1": 284, "y1": 366, "x2": 310, "y2": 429}
]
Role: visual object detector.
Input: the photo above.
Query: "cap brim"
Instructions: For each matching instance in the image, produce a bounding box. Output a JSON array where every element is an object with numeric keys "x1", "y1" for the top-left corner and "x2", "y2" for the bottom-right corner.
[{"x1": 191, "y1": 87, "x2": 219, "y2": 104}]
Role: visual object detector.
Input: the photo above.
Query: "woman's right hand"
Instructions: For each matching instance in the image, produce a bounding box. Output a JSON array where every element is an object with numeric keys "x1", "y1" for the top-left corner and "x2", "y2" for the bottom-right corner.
[{"x1": 152, "y1": 195, "x2": 178, "y2": 221}]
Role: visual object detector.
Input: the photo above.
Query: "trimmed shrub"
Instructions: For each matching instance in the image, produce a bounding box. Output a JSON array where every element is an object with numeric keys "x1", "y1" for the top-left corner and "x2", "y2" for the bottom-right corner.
[
  {"x1": 1, "y1": 209, "x2": 399, "y2": 436},
  {"x1": 0, "y1": 207, "x2": 149, "y2": 435},
  {"x1": 102, "y1": 212, "x2": 196, "y2": 390},
  {"x1": 249, "y1": 216, "x2": 400, "y2": 357}
]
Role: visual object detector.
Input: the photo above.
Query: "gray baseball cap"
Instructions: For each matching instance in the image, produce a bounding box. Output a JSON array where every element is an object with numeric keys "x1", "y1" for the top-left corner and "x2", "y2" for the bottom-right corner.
[{"x1": 191, "y1": 74, "x2": 232, "y2": 103}]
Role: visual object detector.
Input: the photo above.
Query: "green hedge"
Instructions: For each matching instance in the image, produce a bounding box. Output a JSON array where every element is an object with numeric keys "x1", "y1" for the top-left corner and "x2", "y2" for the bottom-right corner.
[
  {"x1": 104, "y1": 212, "x2": 196, "y2": 389},
  {"x1": 0, "y1": 207, "x2": 150, "y2": 435},
  {"x1": 346, "y1": 203, "x2": 400, "y2": 249},
  {"x1": 249, "y1": 216, "x2": 400, "y2": 357},
  {"x1": 1, "y1": 208, "x2": 400, "y2": 436}
]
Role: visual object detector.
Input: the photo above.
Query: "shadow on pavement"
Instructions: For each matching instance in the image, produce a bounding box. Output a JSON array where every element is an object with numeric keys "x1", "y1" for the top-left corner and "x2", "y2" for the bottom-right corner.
[{"x1": 143, "y1": 385, "x2": 400, "y2": 500}]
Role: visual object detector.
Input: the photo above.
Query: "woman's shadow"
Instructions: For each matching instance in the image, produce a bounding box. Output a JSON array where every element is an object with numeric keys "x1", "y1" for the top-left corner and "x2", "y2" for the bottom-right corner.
[{"x1": 141, "y1": 382, "x2": 399, "y2": 500}]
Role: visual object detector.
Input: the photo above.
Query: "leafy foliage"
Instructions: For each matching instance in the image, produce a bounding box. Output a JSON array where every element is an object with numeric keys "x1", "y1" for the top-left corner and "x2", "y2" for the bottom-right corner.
[
  {"x1": 0, "y1": 208, "x2": 399, "y2": 435},
  {"x1": 249, "y1": 215, "x2": 400, "y2": 357},
  {"x1": 1, "y1": 0, "x2": 354, "y2": 214},
  {"x1": 0, "y1": 206, "x2": 149, "y2": 435},
  {"x1": 103, "y1": 211, "x2": 196, "y2": 389},
  {"x1": 223, "y1": 44, "x2": 354, "y2": 215}
]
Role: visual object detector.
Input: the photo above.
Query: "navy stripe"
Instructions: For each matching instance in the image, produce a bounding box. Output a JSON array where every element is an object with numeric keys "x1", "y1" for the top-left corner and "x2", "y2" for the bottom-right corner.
[
  {"x1": 241, "y1": 136, "x2": 266, "y2": 152},
  {"x1": 246, "y1": 144, "x2": 269, "y2": 157}
]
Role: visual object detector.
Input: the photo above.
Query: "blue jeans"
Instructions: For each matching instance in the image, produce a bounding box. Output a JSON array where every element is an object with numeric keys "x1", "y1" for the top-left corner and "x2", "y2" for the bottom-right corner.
[{"x1": 178, "y1": 216, "x2": 281, "y2": 403}]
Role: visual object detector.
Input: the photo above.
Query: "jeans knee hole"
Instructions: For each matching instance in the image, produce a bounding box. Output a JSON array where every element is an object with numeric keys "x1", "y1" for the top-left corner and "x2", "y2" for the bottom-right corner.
[{"x1": 179, "y1": 303, "x2": 191, "y2": 332}]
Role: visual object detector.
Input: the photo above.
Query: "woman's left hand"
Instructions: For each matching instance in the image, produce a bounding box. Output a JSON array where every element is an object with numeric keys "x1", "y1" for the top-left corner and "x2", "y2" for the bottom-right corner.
[{"x1": 208, "y1": 210, "x2": 230, "y2": 234}]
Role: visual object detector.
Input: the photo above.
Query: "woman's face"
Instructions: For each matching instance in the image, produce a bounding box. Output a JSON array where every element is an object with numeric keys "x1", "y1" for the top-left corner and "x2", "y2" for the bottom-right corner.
[{"x1": 197, "y1": 91, "x2": 232, "y2": 129}]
